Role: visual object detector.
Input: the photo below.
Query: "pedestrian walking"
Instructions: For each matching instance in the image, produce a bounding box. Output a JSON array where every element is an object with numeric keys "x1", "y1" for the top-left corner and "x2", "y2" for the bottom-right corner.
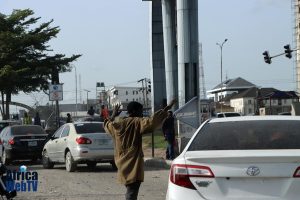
[
  {"x1": 23, "y1": 112, "x2": 32, "y2": 125},
  {"x1": 162, "y1": 110, "x2": 175, "y2": 160},
  {"x1": 34, "y1": 112, "x2": 41, "y2": 126},
  {"x1": 87, "y1": 106, "x2": 95, "y2": 116},
  {"x1": 104, "y1": 99, "x2": 176, "y2": 200},
  {"x1": 66, "y1": 113, "x2": 72, "y2": 123},
  {"x1": 100, "y1": 105, "x2": 109, "y2": 120}
]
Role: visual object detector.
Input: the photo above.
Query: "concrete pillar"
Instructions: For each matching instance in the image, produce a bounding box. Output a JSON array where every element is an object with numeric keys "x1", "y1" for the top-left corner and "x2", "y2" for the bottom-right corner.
[
  {"x1": 149, "y1": 0, "x2": 167, "y2": 112},
  {"x1": 176, "y1": 0, "x2": 199, "y2": 107},
  {"x1": 162, "y1": 0, "x2": 178, "y2": 104}
]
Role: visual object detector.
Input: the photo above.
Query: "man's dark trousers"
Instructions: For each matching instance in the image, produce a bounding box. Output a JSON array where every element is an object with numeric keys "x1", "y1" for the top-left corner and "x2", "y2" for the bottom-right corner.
[{"x1": 125, "y1": 181, "x2": 141, "y2": 200}]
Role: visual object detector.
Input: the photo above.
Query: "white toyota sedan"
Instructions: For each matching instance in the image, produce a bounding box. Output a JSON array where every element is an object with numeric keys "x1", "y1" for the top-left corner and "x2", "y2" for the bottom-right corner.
[
  {"x1": 166, "y1": 116, "x2": 300, "y2": 200},
  {"x1": 42, "y1": 121, "x2": 115, "y2": 172}
]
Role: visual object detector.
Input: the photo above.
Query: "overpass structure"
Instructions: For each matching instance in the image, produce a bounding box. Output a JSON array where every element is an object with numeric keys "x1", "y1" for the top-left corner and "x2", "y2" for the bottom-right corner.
[{"x1": 0, "y1": 101, "x2": 34, "y2": 112}]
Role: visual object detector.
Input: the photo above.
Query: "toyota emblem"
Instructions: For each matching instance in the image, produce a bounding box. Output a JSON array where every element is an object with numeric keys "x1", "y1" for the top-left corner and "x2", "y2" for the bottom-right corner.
[{"x1": 246, "y1": 166, "x2": 260, "y2": 176}]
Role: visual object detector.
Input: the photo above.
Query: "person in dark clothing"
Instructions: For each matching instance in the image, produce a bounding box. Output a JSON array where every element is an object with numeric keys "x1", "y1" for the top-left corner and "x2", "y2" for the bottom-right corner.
[
  {"x1": 87, "y1": 106, "x2": 95, "y2": 116},
  {"x1": 66, "y1": 113, "x2": 72, "y2": 123},
  {"x1": 34, "y1": 112, "x2": 41, "y2": 126},
  {"x1": 162, "y1": 110, "x2": 175, "y2": 160}
]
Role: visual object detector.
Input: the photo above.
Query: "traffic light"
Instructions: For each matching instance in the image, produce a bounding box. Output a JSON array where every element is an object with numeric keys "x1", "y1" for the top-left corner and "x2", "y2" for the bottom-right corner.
[
  {"x1": 262, "y1": 51, "x2": 271, "y2": 64},
  {"x1": 284, "y1": 44, "x2": 292, "y2": 59},
  {"x1": 147, "y1": 81, "x2": 151, "y2": 93}
]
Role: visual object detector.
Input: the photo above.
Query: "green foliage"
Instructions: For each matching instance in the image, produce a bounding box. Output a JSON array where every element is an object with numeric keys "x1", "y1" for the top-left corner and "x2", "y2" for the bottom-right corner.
[
  {"x1": 0, "y1": 9, "x2": 81, "y2": 118},
  {"x1": 142, "y1": 130, "x2": 167, "y2": 149}
]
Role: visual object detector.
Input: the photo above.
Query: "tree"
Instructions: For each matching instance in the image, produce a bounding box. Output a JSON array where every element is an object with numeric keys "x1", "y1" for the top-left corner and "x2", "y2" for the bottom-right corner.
[{"x1": 0, "y1": 9, "x2": 81, "y2": 119}]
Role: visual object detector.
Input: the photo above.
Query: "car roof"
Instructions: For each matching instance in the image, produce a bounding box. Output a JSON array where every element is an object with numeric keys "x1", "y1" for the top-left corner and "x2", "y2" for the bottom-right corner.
[
  {"x1": 0, "y1": 120, "x2": 20, "y2": 123},
  {"x1": 209, "y1": 115, "x2": 300, "y2": 123}
]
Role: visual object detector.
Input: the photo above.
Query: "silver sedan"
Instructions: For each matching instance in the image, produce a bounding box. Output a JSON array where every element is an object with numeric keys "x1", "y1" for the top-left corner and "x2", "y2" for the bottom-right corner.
[{"x1": 42, "y1": 121, "x2": 115, "y2": 172}]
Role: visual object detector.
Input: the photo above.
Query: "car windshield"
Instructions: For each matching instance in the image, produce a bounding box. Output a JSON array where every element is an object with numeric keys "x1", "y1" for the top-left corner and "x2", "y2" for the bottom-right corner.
[
  {"x1": 75, "y1": 123, "x2": 105, "y2": 134},
  {"x1": 188, "y1": 120, "x2": 300, "y2": 151},
  {"x1": 11, "y1": 126, "x2": 45, "y2": 135}
]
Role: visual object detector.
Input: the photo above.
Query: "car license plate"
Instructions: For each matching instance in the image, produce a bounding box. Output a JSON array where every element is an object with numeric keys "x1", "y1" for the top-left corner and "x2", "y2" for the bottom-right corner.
[
  {"x1": 28, "y1": 141, "x2": 37, "y2": 146},
  {"x1": 97, "y1": 139, "x2": 109, "y2": 145}
]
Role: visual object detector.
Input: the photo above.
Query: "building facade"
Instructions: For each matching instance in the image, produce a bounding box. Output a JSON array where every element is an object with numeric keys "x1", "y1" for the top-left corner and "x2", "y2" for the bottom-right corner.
[{"x1": 106, "y1": 86, "x2": 151, "y2": 109}]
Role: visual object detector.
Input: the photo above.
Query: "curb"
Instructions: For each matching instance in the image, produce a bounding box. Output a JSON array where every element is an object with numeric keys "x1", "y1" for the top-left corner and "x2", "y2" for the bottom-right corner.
[{"x1": 144, "y1": 157, "x2": 172, "y2": 169}]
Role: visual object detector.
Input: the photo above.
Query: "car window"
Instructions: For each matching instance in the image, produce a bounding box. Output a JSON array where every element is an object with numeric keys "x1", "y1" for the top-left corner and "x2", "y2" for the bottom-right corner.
[
  {"x1": 74, "y1": 123, "x2": 105, "y2": 134},
  {"x1": 0, "y1": 127, "x2": 9, "y2": 138},
  {"x1": 11, "y1": 126, "x2": 45, "y2": 135},
  {"x1": 188, "y1": 120, "x2": 300, "y2": 151},
  {"x1": 224, "y1": 113, "x2": 241, "y2": 117},
  {"x1": 53, "y1": 126, "x2": 64, "y2": 138},
  {"x1": 61, "y1": 125, "x2": 70, "y2": 138},
  {"x1": 0, "y1": 123, "x2": 9, "y2": 133}
]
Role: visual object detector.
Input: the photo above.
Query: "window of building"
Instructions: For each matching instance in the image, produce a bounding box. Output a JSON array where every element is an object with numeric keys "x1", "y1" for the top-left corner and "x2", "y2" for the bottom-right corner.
[
  {"x1": 126, "y1": 99, "x2": 128, "y2": 102},
  {"x1": 133, "y1": 91, "x2": 135, "y2": 95},
  {"x1": 284, "y1": 99, "x2": 287, "y2": 104},
  {"x1": 248, "y1": 100, "x2": 252, "y2": 105},
  {"x1": 126, "y1": 91, "x2": 128, "y2": 95},
  {"x1": 248, "y1": 108, "x2": 252, "y2": 114}
]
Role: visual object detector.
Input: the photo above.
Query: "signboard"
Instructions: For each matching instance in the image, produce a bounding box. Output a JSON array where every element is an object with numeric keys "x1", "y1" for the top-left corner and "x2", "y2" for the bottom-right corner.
[{"x1": 49, "y1": 84, "x2": 63, "y2": 101}]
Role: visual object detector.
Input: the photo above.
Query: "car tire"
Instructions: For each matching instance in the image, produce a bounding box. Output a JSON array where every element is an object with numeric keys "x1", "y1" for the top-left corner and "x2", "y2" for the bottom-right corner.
[
  {"x1": 42, "y1": 150, "x2": 54, "y2": 169},
  {"x1": 86, "y1": 161, "x2": 97, "y2": 170},
  {"x1": 110, "y1": 161, "x2": 117, "y2": 171},
  {"x1": 65, "y1": 151, "x2": 76, "y2": 172},
  {"x1": 2, "y1": 149, "x2": 11, "y2": 165}
]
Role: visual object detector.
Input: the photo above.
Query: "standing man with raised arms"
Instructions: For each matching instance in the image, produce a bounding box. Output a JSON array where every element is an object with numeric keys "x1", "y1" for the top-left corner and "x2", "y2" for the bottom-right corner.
[{"x1": 104, "y1": 99, "x2": 176, "y2": 200}]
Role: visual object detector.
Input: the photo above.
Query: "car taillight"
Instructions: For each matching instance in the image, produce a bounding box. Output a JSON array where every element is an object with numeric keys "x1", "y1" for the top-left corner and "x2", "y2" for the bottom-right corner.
[
  {"x1": 76, "y1": 137, "x2": 92, "y2": 144},
  {"x1": 293, "y1": 167, "x2": 300, "y2": 177},
  {"x1": 8, "y1": 138, "x2": 15, "y2": 145},
  {"x1": 170, "y1": 164, "x2": 214, "y2": 190}
]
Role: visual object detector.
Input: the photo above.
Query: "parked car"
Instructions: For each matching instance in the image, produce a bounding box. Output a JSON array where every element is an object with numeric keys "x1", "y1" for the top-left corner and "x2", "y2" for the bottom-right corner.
[
  {"x1": 216, "y1": 112, "x2": 241, "y2": 118},
  {"x1": 0, "y1": 125, "x2": 48, "y2": 164},
  {"x1": 42, "y1": 121, "x2": 115, "y2": 172},
  {"x1": 166, "y1": 116, "x2": 300, "y2": 200},
  {"x1": 0, "y1": 120, "x2": 21, "y2": 133}
]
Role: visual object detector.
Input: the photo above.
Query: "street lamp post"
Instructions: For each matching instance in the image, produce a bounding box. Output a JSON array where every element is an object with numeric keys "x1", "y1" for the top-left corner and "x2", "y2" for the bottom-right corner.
[
  {"x1": 84, "y1": 89, "x2": 90, "y2": 111},
  {"x1": 216, "y1": 39, "x2": 228, "y2": 111}
]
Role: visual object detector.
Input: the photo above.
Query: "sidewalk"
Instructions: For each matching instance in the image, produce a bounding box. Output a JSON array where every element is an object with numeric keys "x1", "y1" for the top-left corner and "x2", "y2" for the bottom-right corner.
[
  {"x1": 143, "y1": 147, "x2": 172, "y2": 169},
  {"x1": 144, "y1": 157, "x2": 172, "y2": 169}
]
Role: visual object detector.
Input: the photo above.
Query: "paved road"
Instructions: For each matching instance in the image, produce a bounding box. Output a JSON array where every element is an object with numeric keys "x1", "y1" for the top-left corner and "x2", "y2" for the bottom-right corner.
[{"x1": 6, "y1": 162, "x2": 169, "y2": 200}]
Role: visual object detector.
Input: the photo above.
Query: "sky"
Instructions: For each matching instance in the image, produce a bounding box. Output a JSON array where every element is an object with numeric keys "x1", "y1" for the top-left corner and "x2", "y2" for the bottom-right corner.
[{"x1": 0, "y1": 0, "x2": 295, "y2": 108}]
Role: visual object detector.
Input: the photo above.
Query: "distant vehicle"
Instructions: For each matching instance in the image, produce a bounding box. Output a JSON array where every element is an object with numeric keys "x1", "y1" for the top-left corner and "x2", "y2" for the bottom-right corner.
[
  {"x1": 0, "y1": 125, "x2": 48, "y2": 164},
  {"x1": 76, "y1": 115, "x2": 103, "y2": 122},
  {"x1": 166, "y1": 116, "x2": 300, "y2": 200},
  {"x1": 42, "y1": 121, "x2": 115, "y2": 172},
  {"x1": 216, "y1": 112, "x2": 241, "y2": 118}
]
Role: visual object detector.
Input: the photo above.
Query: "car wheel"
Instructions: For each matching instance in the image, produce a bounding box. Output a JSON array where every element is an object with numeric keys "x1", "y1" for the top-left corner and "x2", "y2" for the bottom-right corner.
[
  {"x1": 42, "y1": 150, "x2": 54, "y2": 169},
  {"x1": 86, "y1": 161, "x2": 97, "y2": 170},
  {"x1": 65, "y1": 151, "x2": 76, "y2": 172},
  {"x1": 2, "y1": 149, "x2": 11, "y2": 165},
  {"x1": 110, "y1": 161, "x2": 117, "y2": 171}
]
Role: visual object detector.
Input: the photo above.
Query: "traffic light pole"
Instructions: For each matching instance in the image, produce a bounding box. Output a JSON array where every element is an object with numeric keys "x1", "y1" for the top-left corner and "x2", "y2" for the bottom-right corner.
[{"x1": 263, "y1": 44, "x2": 298, "y2": 64}]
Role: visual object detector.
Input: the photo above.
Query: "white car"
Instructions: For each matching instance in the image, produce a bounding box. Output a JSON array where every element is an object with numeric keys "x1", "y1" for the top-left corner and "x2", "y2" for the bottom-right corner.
[
  {"x1": 42, "y1": 121, "x2": 115, "y2": 172},
  {"x1": 166, "y1": 116, "x2": 300, "y2": 200}
]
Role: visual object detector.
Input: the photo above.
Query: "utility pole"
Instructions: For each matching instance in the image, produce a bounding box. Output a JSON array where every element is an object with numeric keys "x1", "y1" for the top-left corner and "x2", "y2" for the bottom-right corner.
[
  {"x1": 84, "y1": 89, "x2": 90, "y2": 111},
  {"x1": 138, "y1": 78, "x2": 146, "y2": 107}
]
